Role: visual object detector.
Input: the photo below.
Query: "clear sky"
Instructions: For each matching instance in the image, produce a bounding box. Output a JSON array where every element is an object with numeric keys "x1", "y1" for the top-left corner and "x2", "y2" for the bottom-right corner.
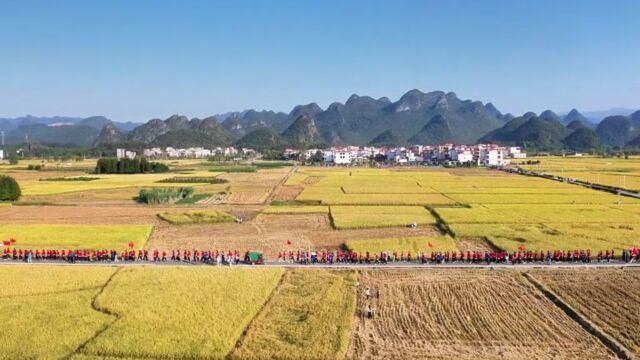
[{"x1": 0, "y1": 0, "x2": 638, "y2": 122}]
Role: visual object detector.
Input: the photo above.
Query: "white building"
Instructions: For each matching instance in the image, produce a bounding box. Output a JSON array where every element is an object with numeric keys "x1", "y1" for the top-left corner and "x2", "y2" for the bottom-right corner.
[
  {"x1": 116, "y1": 148, "x2": 136, "y2": 160},
  {"x1": 508, "y1": 146, "x2": 527, "y2": 159},
  {"x1": 333, "y1": 151, "x2": 352, "y2": 164},
  {"x1": 478, "y1": 149, "x2": 509, "y2": 166},
  {"x1": 450, "y1": 149, "x2": 473, "y2": 163},
  {"x1": 0, "y1": 149, "x2": 4, "y2": 160}
]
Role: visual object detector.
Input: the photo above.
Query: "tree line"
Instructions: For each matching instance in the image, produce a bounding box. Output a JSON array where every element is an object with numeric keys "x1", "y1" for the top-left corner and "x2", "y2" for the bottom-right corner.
[{"x1": 94, "y1": 158, "x2": 169, "y2": 174}]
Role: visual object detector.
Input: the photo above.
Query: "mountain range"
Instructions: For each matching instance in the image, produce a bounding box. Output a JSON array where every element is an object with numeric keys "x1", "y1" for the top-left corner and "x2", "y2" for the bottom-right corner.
[{"x1": 2, "y1": 90, "x2": 638, "y2": 151}]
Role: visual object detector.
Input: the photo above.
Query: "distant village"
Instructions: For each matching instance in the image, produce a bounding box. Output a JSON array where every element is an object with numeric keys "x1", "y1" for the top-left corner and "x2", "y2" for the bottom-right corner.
[{"x1": 117, "y1": 143, "x2": 526, "y2": 167}]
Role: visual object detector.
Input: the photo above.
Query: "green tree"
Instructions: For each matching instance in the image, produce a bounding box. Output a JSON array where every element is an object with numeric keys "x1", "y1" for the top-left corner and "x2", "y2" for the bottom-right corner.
[
  {"x1": 0, "y1": 175, "x2": 21, "y2": 201},
  {"x1": 8, "y1": 152, "x2": 19, "y2": 165}
]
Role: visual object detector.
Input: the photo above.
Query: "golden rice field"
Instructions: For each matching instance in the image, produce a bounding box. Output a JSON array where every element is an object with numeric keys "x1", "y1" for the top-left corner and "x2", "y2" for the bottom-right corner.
[
  {"x1": 345, "y1": 236, "x2": 458, "y2": 254},
  {"x1": 0, "y1": 266, "x2": 284, "y2": 360},
  {"x1": 80, "y1": 267, "x2": 283, "y2": 359},
  {"x1": 262, "y1": 205, "x2": 330, "y2": 214},
  {"x1": 231, "y1": 269, "x2": 356, "y2": 360},
  {"x1": 1, "y1": 265, "x2": 636, "y2": 359},
  {"x1": 18, "y1": 171, "x2": 218, "y2": 196},
  {"x1": 518, "y1": 155, "x2": 640, "y2": 191},
  {"x1": 0, "y1": 266, "x2": 117, "y2": 360},
  {"x1": 0, "y1": 224, "x2": 153, "y2": 250},
  {"x1": 330, "y1": 206, "x2": 436, "y2": 230},
  {"x1": 277, "y1": 166, "x2": 640, "y2": 252},
  {"x1": 449, "y1": 223, "x2": 640, "y2": 253}
]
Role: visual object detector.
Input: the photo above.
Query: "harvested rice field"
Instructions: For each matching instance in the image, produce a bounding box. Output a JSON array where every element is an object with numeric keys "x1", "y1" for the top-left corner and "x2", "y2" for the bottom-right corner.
[
  {"x1": 346, "y1": 269, "x2": 617, "y2": 359},
  {"x1": 531, "y1": 268, "x2": 640, "y2": 357}
]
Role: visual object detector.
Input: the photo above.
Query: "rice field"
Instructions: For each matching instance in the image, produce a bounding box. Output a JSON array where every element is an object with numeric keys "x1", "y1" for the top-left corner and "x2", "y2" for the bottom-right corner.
[
  {"x1": 346, "y1": 270, "x2": 616, "y2": 359},
  {"x1": 19, "y1": 171, "x2": 218, "y2": 196},
  {"x1": 230, "y1": 269, "x2": 356, "y2": 360},
  {"x1": 532, "y1": 269, "x2": 640, "y2": 357},
  {"x1": 0, "y1": 224, "x2": 153, "y2": 250},
  {"x1": 518, "y1": 156, "x2": 640, "y2": 191},
  {"x1": 80, "y1": 267, "x2": 284, "y2": 359},
  {"x1": 0, "y1": 266, "x2": 117, "y2": 360},
  {"x1": 330, "y1": 206, "x2": 437, "y2": 230},
  {"x1": 450, "y1": 223, "x2": 640, "y2": 252},
  {"x1": 262, "y1": 205, "x2": 329, "y2": 214},
  {"x1": 345, "y1": 236, "x2": 458, "y2": 254}
]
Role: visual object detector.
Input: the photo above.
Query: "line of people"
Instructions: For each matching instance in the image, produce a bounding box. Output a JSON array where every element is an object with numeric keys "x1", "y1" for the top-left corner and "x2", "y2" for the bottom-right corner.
[
  {"x1": 1, "y1": 248, "x2": 250, "y2": 265},
  {"x1": 277, "y1": 249, "x2": 634, "y2": 264},
  {"x1": 2, "y1": 247, "x2": 638, "y2": 265}
]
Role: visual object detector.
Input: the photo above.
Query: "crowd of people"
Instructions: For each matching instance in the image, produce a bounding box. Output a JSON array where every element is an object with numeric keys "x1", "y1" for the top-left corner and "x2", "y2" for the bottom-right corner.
[
  {"x1": 1, "y1": 248, "x2": 250, "y2": 265},
  {"x1": 276, "y1": 248, "x2": 638, "y2": 264},
  {"x1": 2, "y1": 247, "x2": 639, "y2": 265}
]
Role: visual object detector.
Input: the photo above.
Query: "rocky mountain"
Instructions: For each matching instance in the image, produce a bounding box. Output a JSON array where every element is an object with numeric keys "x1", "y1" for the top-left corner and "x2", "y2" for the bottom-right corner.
[
  {"x1": 408, "y1": 114, "x2": 455, "y2": 145},
  {"x1": 5, "y1": 123, "x2": 100, "y2": 146},
  {"x1": 479, "y1": 112, "x2": 571, "y2": 150},
  {"x1": 368, "y1": 130, "x2": 406, "y2": 147},
  {"x1": 280, "y1": 115, "x2": 325, "y2": 148},
  {"x1": 562, "y1": 109, "x2": 589, "y2": 125},
  {"x1": 562, "y1": 127, "x2": 601, "y2": 151},
  {"x1": 311, "y1": 90, "x2": 507, "y2": 145},
  {"x1": 3, "y1": 89, "x2": 637, "y2": 151},
  {"x1": 235, "y1": 127, "x2": 285, "y2": 150},
  {"x1": 0, "y1": 115, "x2": 136, "y2": 134},
  {"x1": 595, "y1": 113, "x2": 639, "y2": 147},
  {"x1": 127, "y1": 115, "x2": 234, "y2": 147},
  {"x1": 94, "y1": 123, "x2": 125, "y2": 146}
]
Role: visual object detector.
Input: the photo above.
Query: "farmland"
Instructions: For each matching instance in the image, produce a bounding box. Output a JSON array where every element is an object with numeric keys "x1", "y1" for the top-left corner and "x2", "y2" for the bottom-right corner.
[
  {"x1": 517, "y1": 155, "x2": 640, "y2": 191},
  {"x1": 231, "y1": 270, "x2": 356, "y2": 360},
  {"x1": 2, "y1": 265, "x2": 639, "y2": 359},
  {"x1": 0, "y1": 224, "x2": 152, "y2": 250},
  {"x1": 531, "y1": 268, "x2": 640, "y2": 357},
  {"x1": 345, "y1": 236, "x2": 458, "y2": 254},
  {"x1": 346, "y1": 269, "x2": 616, "y2": 359}
]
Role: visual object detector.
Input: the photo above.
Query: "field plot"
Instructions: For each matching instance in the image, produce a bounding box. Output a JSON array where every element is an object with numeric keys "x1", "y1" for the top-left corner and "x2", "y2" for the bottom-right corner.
[
  {"x1": 0, "y1": 266, "x2": 116, "y2": 360},
  {"x1": 346, "y1": 236, "x2": 458, "y2": 254},
  {"x1": 531, "y1": 268, "x2": 640, "y2": 357},
  {"x1": 18, "y1": 171, "x2": 217, "y2": 196},
  {"x1": 262, "y1": 205, "x2": 329, "y2": 214},
  {"x1": 518, "y1": 156, "x2": 640, "y2": 191},
  {"x1": 231, "y1": 270, "x2": 356, "y2": 360},
  {"x1": 148, "y1": 213, "x2": 439, "y2": 259},
  {"x1": 450, "y1": 223, "x2": 640, "y2": 252},
  {"x1": 0, "y1": 224, "x2": 152, "y2": 250},
  {"x1": 447, "y1": 192, "x2": 635, "y2": 204},
  {"x1": 330, "y1": 206, "x2": 436, "y2": 230},
  {"x1": 81, "y1": 267, "x2": 283, "y2": 359},
  {"x1": 347, "y1": 270, "x2": 615, "y2": 359}
]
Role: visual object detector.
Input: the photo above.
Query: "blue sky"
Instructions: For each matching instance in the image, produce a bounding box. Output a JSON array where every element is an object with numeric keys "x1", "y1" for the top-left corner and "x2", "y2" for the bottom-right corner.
[{"x1": 0, "y1": 0, "x2": 638, "y2": 122}]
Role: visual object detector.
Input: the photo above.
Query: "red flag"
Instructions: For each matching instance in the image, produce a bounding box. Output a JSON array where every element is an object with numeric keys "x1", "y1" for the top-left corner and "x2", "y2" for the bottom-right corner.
[
  {"x1": 2, "y1": 240, "x2": 10, "y2": 246},
  {"x1": 286, "y1": 240, "x2": 292, "y2": 246},
  {"x1": 10, "y1": 238, "x2": 16, "y2": 244},
  {"x1": 517, "y1": 245, "x2": 525, "y2": 252},
  {"x1": 128, "y1": 241, "x2": 135, "y2": 248},
  {"x1": 427, "y1": 242, "x2": 433, "y2": 248}
]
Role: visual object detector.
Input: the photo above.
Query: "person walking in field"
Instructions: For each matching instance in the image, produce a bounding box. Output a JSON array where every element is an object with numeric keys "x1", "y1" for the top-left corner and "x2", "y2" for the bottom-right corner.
[{"x1": 365, "y1": 287, "x2": 371, "y2": 300}]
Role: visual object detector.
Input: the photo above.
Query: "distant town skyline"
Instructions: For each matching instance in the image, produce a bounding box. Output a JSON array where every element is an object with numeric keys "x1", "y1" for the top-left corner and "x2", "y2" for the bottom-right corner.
[{"x1": 0, "y1": 0, "x2": 638, "y2": 122}]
